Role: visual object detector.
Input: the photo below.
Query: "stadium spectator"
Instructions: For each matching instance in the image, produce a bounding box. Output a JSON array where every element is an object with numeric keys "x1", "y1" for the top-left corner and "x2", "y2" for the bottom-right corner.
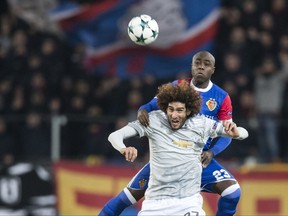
[
  {"x1": 19, "y1": 112, "x2": 50, "y2": 161},
  {"x1": 0, "y1": 118, "x2": 15, "y2": 164},
  {"x1": 254, "y1": 52, "x2": 288, "y2": 163}
]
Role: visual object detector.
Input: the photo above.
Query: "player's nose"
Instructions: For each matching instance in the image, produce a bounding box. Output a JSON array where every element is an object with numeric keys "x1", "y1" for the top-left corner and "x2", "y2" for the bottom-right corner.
[
  {"x1": 171, "y1": 111, "x2": 179, "y2": 118},
  {"x1": 198, "y1": 62, "x2": 205, "y2": 69}
]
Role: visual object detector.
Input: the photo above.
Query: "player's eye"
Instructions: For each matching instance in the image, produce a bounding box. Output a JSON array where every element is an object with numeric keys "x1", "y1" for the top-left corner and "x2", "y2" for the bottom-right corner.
[
  {"x1": 204, "y1": 62, "x2": 212, "y2": 66},
  {"x1": 167, "y1": 107, "x2": 174, "y2": 112},
  {"x1": 176, "y1": 108, "x2": 185, "y2": 113}
]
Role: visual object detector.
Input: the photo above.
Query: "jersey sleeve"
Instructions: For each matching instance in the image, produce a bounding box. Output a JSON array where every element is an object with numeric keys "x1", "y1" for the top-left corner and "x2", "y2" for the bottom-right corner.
[
  {"x1": 203, "y1": 117, "x2": 230, "y2": 139},
  {"x1": 128, "y1": 121, "x2": 146, "y2": 137},
  {"x1": 209, "y1": 137, "x2": 232, "y2": 156},
  {"x1": 203, "y1": 118, "x2": 221, "y2": 139},
  {"x1": 217, "y1": 94, "x2": 233, "y2": 120},
  {"x1": 138, "y1": 97, "x2": 159, "y2": 112},
  {"x1": 204, "y1": 118, "x2": 248, "y2": 139}
]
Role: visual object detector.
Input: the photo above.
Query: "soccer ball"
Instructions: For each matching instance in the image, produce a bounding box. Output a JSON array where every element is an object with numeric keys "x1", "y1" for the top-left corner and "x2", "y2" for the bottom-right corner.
[{"x1": 127, "y1": 14, "x2": 159, "y2": 46}]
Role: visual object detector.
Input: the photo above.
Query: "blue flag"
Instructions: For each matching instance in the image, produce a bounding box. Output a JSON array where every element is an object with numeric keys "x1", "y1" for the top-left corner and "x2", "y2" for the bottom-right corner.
[{"x1": 51, "y1": 0, "x2": 220, "y2": 78}]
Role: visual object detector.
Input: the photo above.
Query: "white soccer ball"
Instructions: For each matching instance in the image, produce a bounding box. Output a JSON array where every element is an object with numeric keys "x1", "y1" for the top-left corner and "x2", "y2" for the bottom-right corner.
[{"x1": 127, "y1": 14, "x2": 159, "y2": 46}]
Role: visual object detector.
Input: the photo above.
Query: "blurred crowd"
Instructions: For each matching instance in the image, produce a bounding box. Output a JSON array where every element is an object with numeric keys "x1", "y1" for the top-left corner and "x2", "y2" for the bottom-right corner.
[
  {"x1": 214, "y1": 0, "x2": 288, "y2": 164},
  {"x1": 0, "y1": 0, "x2": 288, "y2": 166}
]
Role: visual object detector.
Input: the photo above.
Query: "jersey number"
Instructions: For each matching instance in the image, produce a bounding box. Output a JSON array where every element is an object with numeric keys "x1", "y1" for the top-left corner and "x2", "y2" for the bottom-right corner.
[
  {"x1": 0, "y1": 177, "x2": 21, "y2": 204},
  {"x1": 213, "y1": 169, "x2": 231, "y2": 181},
  {"x1": 184, "y1": 211, "x2": 199, "y2": 216}
]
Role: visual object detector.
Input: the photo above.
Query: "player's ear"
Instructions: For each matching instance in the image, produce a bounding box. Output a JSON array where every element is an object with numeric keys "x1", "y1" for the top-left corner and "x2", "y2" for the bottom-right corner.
[
  {"x1": 212, "y1": 66, "x2": 215, "y2": 74},
  {"x1": 186, "y1": 110, "x2": 191, "y2": 116}
]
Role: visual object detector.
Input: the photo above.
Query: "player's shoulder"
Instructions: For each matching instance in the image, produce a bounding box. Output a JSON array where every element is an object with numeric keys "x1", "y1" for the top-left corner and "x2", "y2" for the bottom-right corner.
[
  {"x1": 187, "y1": 114, "x2": 218, "y2": 129},
  {"x1": 186, "y1": 115, "x2": 216, "y2": 135},
  {"x1": 178, "y1": 78, "x2": 192, "y2": 84},
  {"x1": 149, "y1": 110, "x2": 166, "y2": 120},
  {"x1": 172, "y1": 78, "x2": 192, "y2": 85},
  {"x1": 186, "y1": 115, "x2": 207, "y2": 126},
  {"x1": 148, "y1": 110, "x2": 168, "y2": 129},
  {"x1": 211, "y1": 82, "x2": 229, "y2": 95}
]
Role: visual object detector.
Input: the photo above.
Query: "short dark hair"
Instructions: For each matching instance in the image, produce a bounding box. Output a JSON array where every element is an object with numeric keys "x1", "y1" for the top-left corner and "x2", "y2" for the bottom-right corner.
[{"x1": 157, "y1": 82, "x2": 202, "y2": 118}]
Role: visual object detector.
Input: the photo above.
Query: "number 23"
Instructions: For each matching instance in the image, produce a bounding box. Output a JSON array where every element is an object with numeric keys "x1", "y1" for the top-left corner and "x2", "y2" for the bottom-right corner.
[{"x1": 213, "y1": 169, "x2": 231, "y2": 181}]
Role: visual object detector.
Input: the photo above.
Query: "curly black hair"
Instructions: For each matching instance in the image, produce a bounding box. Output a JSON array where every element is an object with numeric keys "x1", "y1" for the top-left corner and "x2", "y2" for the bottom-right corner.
[{"x1": 157, "y1": 82, "x2": 202, "y2": 118}]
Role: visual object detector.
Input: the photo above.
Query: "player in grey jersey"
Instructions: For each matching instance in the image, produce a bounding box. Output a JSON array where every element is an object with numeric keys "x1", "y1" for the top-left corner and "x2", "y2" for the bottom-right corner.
[{"x1": 108, "y1": 82, "x2": 248, "y2": 216}]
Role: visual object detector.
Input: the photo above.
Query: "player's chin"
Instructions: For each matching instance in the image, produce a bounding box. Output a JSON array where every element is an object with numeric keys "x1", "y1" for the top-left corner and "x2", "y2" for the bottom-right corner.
[
  {"x1": 194, "y1": 73, "x2": 206, "y2": 81},
  {"x1": 170, "y1": 123, "x2": 181, "y2": 130}
]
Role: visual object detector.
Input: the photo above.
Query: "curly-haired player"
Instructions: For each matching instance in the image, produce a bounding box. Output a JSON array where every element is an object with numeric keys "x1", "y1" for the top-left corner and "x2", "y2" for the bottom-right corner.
[
  {"x1": 157, "y1": 82, "x2": 201, "y2": 119},
  {"x1": 100, "y1": 51, "x2": 242, "y2": 216},
  {"x1": 103, "y1": 82, "x2": 248, "y2": 216}
]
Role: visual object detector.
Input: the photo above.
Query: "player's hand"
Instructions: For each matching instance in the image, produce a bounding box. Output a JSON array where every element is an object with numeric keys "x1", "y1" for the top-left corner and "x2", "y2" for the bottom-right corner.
[
  {"x1": 137, "y1": 109, "x2": 149, "y2": 127},
  {"x1": 201, "y1": 150, "x2": 214, "y2": 168},
  {"x1": 120, "y1": 147, "x2": 137, "y2": 162},
  {"x1": 222, "y1": 121, "x2": 240, "y2": 138}
]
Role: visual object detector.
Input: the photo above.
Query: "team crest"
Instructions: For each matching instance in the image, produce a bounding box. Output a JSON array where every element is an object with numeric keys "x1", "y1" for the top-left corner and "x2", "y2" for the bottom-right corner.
[
  {"x1": 206, "y1": 98, "x2": 217, "y2": 111},
  {"x1": 139, "y1": 179, "x2": 148, "y2": 188}
]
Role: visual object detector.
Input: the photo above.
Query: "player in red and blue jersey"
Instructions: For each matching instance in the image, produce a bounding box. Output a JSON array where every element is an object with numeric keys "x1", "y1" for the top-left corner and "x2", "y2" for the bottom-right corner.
[{"x1": 99, "y1": 51, "x2": 241, "y2": 216}]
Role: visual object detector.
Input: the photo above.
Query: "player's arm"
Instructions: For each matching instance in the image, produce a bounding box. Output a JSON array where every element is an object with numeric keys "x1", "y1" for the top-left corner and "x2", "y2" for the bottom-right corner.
[
  {"x1": 210, "y1": 94, "x2": 233, "y2": 156},
  {"x1": 216, "y1": 120, "x2": 249, "y2": 140},
  {"x1": 137, "y1": 97, "x2": 158, "y2": 127},
  {"x1": 201, "y1": 133, "x2": 233, "y2": 168},
  {"x1": 108, "y1": 125, "x2": 139, "y2": 162},
  {"x1": 202, "y1": 95, "x2": 233, "y2": 167}
]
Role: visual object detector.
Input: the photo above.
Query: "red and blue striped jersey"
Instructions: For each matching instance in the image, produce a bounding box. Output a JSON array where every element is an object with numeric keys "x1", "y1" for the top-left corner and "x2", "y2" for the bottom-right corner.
[{"x1": 176, "y1": 78, "x2": 232, "y2": 121}]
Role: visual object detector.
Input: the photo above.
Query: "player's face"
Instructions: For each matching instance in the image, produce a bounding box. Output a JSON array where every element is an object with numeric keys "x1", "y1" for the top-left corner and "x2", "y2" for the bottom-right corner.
[
  {"x1": 166, "y1": 102, "x2": 191, "y2": 130},
  {"x1": 191, "y1": 52, "x2": 215, "y2": 85}
]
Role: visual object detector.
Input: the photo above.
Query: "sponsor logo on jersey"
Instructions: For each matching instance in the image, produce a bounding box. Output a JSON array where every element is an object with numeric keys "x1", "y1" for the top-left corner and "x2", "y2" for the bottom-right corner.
[
  {"x1": 198, "y1": 113, "x2": 216, "y2": 120},
  {"x1": 173, "y1": 140, "x2": 193, "y2": 148},
  {"x1": 206, "y1": 98, "x2": 217, "y2": 111}
]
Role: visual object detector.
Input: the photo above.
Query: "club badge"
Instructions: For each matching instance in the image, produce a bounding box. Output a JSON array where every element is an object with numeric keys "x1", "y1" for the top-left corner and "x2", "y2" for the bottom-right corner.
[
  {"x1": 139, "y1": 179, "x2": 148, "y2": 188},
  {"x1": 206, "y1": 98, "x2": 217, "y2": 111}
]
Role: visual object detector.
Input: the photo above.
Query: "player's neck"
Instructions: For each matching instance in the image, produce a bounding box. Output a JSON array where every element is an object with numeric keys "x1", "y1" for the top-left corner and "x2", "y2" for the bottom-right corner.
[{"x1": 192, "y1": 79, "x2": 210, "y2": 89}]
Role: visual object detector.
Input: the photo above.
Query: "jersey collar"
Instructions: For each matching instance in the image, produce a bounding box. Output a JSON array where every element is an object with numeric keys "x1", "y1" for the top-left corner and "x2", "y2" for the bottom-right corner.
[{"x1": 190, "y1": 79, "x2": 213, "y2": 92}]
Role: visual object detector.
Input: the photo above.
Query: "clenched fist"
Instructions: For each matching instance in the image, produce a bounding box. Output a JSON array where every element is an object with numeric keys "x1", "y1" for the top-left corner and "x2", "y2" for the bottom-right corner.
[{"x1": 120, "y1": 147, "x2": 138, "y2": 162}]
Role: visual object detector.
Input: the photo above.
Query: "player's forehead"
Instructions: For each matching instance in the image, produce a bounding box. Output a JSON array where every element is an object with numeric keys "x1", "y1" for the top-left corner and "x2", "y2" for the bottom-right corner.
[
  {"x1": 168, "y1": 102, "x2": 186, "y2": 110},
  {"x1": 192, "y1": 52, "x2": 214, "y2": 63}
]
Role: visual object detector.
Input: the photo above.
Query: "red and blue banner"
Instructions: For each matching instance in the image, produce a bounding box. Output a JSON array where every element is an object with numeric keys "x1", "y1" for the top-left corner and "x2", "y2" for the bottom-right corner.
[{"x1": 50, "y1": 0, "x2": 220, "y2": 78}]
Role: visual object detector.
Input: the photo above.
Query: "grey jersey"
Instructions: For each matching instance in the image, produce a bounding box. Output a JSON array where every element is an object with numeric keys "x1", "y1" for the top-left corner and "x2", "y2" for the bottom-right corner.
[{"x1": 128, "y1": 110, "x2": 224, "y2": 200}]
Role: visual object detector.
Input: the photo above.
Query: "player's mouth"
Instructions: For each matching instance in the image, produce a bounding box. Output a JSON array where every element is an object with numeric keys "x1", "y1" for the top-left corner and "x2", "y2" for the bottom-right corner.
[
  {"x1": 170, "y1": 119, "x2": 181, "y2": 129},
  {"x1": 195, "y1": 71, "x2": 205, "y2": 76}
]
